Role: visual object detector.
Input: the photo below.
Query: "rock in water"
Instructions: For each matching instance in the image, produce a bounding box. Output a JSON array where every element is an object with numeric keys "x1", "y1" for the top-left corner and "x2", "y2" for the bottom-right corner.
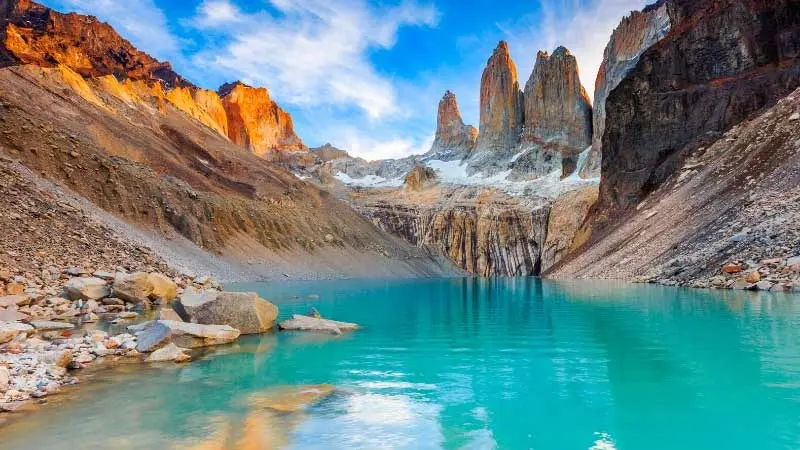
[
  {"x1": 425, "y1": 90, "x2": 478, "y2": 161},
  {"x1": 135, "y1": 320, "x2": 240, "y2": 352},
  {"x1": 248, "y1": 384, "x2": 335, "y2": 413},
  {"x1": 278, "y1": 315, "x2": 359, "y2": 336},
  {"x1": 522, "y1": 46, "x2": 593, "y2": 177},
  {"x1": 192, "y1": 292, "x2": 279, "y2": 335},
  {"x1": 172, "y1": 289, "x2": 218, "y2": 321},
  {"x1": 146, "y1": 343, "x2": 190, "y2": 363},
  {"x1": 475, "y1": 41, "x2": 523, "y2": 154},
  {"x1": 64, "y1": 277, "x2": 110, "y2": 301}
]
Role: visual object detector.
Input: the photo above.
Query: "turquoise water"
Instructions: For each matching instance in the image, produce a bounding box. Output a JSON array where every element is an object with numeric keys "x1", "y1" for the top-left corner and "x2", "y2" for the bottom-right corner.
[{"x1": 2, "y1": 278, "x2": 800, "y2": 449}]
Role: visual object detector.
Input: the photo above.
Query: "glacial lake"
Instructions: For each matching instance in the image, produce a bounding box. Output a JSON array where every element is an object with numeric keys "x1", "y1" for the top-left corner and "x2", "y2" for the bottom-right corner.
[{"x1": 2, "y1": 278, "x2": 800, "y2": 449}]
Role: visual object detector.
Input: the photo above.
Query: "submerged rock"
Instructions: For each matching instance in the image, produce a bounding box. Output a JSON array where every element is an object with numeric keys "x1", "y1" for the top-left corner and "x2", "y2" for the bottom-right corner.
[
  {"x1": 248, "y1": 384, "x2": 335, "y2": 413},
  {"x1": 278, "y1": 315, "x2": 359, "y2": 336}
]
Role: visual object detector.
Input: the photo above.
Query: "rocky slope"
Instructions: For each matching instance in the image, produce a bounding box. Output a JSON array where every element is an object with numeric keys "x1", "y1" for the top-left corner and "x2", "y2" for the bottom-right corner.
[
  {"x1": 523, "y1": 47, "x2": 592, "y2": 176},
  {"x1": 596, "y1": 0, "x2": 800, "y2": 219},
  {"x1": 552, "y1": 87, "x2": 800, "y2": 293},
  {"x1": 581, "y1": 0, "x2": 671, "y2": 178}
]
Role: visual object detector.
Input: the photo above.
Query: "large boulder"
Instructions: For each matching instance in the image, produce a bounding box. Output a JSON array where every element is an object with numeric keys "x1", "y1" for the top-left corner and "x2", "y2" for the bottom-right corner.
[
  {"x1": 64, "y1": 277, "x2": 110, "y2": 301},
  {"x1": 172, "y1": 289, "x2": 218, "y2": 321},
  {"x1": 145, "y1": 343, "x2": 190, "y2": 363},
  {"x1": 147, "y1": 273, "x2": 177, "y2": 302},
  {"x1": 0, "y1": 322, "x2": 34, "y2": 344},
  {"x1": 112, "y1": 272, "x2": 153, "y2": 304},
  {"x1": 192, "y1": 292, "x2": 278, "y2": 335},
  {"x1": 134, "y1": 320, "x2": 240, "y2": 352},
  {"x1": 278, "y1": 315, "x2": 359, "y2": 336}
]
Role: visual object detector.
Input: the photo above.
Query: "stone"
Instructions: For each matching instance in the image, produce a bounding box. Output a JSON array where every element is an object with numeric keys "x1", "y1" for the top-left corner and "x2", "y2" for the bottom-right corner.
[
  {"x1": 0, "y1": 294, "x2": 29, "y2": 307},
  {"x1": 112, "y1": 272, "x2": 153, "y2": 304},
  {"x1": 6, "y1": 342, "x2": 23, "y2": 354},
  {"x1": 145, "y1": 343, "x2": 189, "y2": 363},
  {"x1": 0, "y1": 366, "x2": 9, "y2": 392},
  {"x1": 723, "y1": 264, "x2": 743, "y2": 274},
  {"x1": 135, "y1": 320, "x2": 240, "y2": 352},
  {"x1": 541, "y1": 186, "x2": 599, "y2": 271},
  {"x1": 0, "y1": 322, "x2": 34, "y2": 344},
  {"x1": 81, "y1": 312, "x2": 99, "y2": 323},
  {"x1": 475, "y1": 41, "x2": 523, "y2": 153},
  {"x1": 403, "y1": 166, "x2": 438, "y2": 192},
  {"x1": 787, "y1": 256, "x2": 800, "y2": 266},
  {"x1": 0, "y1": 309, "x2": 29, "y2": 322},
  {"x1": 156, "y1": 307, "x2": 182, "y2": 322},
  {"x1": 278, "y1": 314, "x2": 359, "y2": 336},
  {"x1": 30, "y1": 321, "x2": 75, "y2": 331},
  {"x1": 92, "y1": 271, "x2": 115, "y2": 280},
  {"x1": 746, "y1": 271, "x2": 762, "y2": 284},
  {"x1": 64, "y1": 277, "x2": 110, "y2": 301},
  {"x1": 172, "y1": 289, "x2": 217, "y2": 321},
  {"x1": 756, "y1": 281, "x2": 774, "y2": 291},
  {"x1": 732, "y1": 278, "x2": 751, "y2": 290},
  {"x1": 147, "y1": 273, "x2": 177, "y2": 302},
  {"x1": 248, "y1": 385, "x2": 335, "y2": 413},
  {"x1": 5, "y1": 282, "x2": 24, "y2": 295},
  {"x1": 192, "y1": 292, "x2": 278, "y2": 335}
]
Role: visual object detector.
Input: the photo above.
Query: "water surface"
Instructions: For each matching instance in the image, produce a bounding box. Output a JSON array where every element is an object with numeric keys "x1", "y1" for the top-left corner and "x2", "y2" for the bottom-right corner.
[{"x1": 2, "y1": 278, "x2": 800, "y2": 449}]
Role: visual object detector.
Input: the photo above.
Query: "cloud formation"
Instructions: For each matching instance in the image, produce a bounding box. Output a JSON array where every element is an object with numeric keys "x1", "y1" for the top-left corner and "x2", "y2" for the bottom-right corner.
[
  {"x1": 500, "y1": 0, "x2": 650, "y2": 101},
  {"x1": 191, "y1": 0, "x2": 439, "y2": 120}
]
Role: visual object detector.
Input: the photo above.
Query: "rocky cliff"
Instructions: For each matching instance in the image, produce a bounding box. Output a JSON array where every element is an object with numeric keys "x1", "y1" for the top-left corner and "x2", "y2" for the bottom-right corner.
[
  {"x1": 523, "y1": 46, "x2": 593, "y2": 176},
  {"x1": 475, "y1": 41, "x2": 523, "y2": 154},
  {"x1": 219, "y1": 82, "x2": 306, "y2": 158},
  {"x1": 597, "y1": 0, "x2": 800, "y2": 218},
  {"x1": 0, "y1": 0, "x2": 188, "y2": 88},
  {"x1": 426, "y1": 91, "x2": 478, "y2": 161},
  {"x1": 581, "y1": 1, "x2": 670, "y2": 178}
]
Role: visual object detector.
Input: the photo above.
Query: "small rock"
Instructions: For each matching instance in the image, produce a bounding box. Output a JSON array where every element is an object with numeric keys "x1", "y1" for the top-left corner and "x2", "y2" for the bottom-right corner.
[
  {"x1": 5, "y1": 282, "x2": 24, "y2": 295},
  {"x1": 722, "y1": 264, "x2": 743, "y2": 274},
  {"x1": 145, "y1": 343, "x2": 190, "y2": 363},
  {"x1": 30, "y1": 321, "x2": 75, "y2": 332},
  {"x1": 756, "y1": 281, "x2": 774, "y2": 291},
  {"x1": 746, "y1": 271, "x2": 762, "y2": 284},
  {"x1": 0, "y1": 366, "x2": 10, "y2": 392}
]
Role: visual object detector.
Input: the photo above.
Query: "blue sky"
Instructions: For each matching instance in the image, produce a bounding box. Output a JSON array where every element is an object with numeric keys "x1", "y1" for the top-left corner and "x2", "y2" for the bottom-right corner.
[{"x1": 45, "y1": 0, "x2": 649, "y2": 160}]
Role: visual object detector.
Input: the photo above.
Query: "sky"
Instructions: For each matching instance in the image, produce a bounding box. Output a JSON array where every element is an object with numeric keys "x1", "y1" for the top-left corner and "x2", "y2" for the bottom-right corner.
[{"x1": 45, "y1": 0, "x2": 650, "y2": 161}]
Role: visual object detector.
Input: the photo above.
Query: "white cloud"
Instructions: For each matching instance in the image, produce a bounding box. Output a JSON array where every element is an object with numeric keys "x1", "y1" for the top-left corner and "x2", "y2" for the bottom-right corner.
[
  {"x1": 500, "y1": 0, "x2": 651, "y2": 101},
  {"x1": 191, "y1": 0, "x2": 439, "y2": 120},
  {"x1": 330, "y1": 128, "x2": 434, "y2": 161},
  {"x1": 51, "y1": 0, "x2": 180, "y2": 61}
]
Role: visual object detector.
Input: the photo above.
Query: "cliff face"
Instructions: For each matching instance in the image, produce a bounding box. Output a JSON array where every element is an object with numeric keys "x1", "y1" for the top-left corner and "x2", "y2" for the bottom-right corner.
[
  {"x1": 475, "y1": 41, "x2": 524, "y2": 154},
  {"x1": 0, "y1": 0, "x2": 187, "y2": 88},
  {"x1": 219, "y1": 82, "x2": 306, "y2": 158},
  {"x1": 523, "y1": 47, "x2": 592, "y2": 154},
  {"x1": 523, "y1": 47, "x2": 593, "y2": 176},
  {"x1": 598, "y1": 0, "x2": 800, "y2": 217},
  {"x1": 581, "y1": 1, "x2": 671, "y2": 178},
  {"x1": 166, "y1": 87, "x2": 229, "y2": 136},
  {"x1": 356, "y1": 190, "x2": 551, "y2": 277},
  {"x1": 427, "y1": 91, "x2": 478, "y2": 161}
]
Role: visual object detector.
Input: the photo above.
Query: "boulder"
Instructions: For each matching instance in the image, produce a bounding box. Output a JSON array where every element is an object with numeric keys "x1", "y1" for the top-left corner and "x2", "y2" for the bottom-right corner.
[
  {"x1": 192, "y1": 292, "x2": 278, "y2": 334},
  {"x1": 5, "y1": 282, "x2": 24, "y2": 295},
  {"x1": 722, "y1": 264, "x2": 743, "y2": 274},
  {"x1": 746, "y1": 271, "x2": 762, "y2": 284},
  {"x1": 64, "y1": 277, "x2": 110, "y2": 301},
  {"x1": 0, "y1": 295, "x2": 30, "y2": 307},
  {"x1": 30, "y1": 321, "x2": 75, "y2": 331},
  {"x1": 172, "y1": 289, "x2": 218, "y2": 321},
  {"x1": 145, "y1": 343, "x2": 190, "y2": 363},
  {"x1": 0, "y1": 322, "x2": 34, "y2": 344},
  {"x1": 113, "y1": 272, "x2": 153, "y2": 304},
  {"x1": 248, "y1": 384, "x2": 335, "y2": 413},
  {"x1": 0, "y1": 309, "x2": 29, "y2": 322},
  {"x1": 147, "y1": 273, "x2": 177, "y2": 302},
  {"x1": 156, "y1": 307, "x2": 183, "y2": 322},
  {"x1": 278, "y1": 315, "x2": 359, "y2": 336},
  {"x1": 135, "y1": 320, "x2": 240, "y2": 352},
  {"x1": 0, "y1": 366, "x2": 9, "y2": 392}
]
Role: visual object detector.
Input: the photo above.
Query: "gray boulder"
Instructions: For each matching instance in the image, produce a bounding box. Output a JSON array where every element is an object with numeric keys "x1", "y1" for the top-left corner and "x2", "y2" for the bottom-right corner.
[
  {"x1": 172, "y1": 289, "x2": 218, "y2": 322},
  {"x1": 64, "y1": 277, "x2": 110, "y2": 301},
  {"x1": 192, "y1": 292, "x2": 278, "y2": 335},
  {"x1": 135, "y1": 320, "x2": 240, "y2": 352},
  {"x1": 278, "y1": 315, "x2": 360, "y2": 336}
]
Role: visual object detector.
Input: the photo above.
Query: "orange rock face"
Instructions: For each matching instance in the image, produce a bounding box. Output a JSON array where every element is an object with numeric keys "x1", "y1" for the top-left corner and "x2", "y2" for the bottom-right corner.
[
  {"x1": 429, "y1": 90, "x2": 477, "y2": 160},
  {"x1": 166, "y1": 87, "x2": 229, "y2": 137},
  {"x1": 475, "y1": 41, "x2": 523, "y2": 153},
  {"x1": 523, "y1": 47, "x2": 592, "y2": 156},
  {"x1": 219, "y1": 82, "x2": 306, "y2": 157},
  {"x1": 0, "y1": 0, "x2": 189, "y2": 88}
]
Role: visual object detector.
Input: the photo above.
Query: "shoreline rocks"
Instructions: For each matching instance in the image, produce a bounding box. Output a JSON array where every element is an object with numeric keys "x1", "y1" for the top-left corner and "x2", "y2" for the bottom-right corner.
[{"x1": 278, "y1": 314, "x2": 360, "y2": 336}]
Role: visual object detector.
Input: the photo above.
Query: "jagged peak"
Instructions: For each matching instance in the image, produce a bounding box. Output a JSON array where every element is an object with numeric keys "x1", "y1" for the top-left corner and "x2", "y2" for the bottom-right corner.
[
  {"x1": 442, "y1": 90, "x2": 456, "y2": 100},
  {"x1": 552, "y1": 46, "x2": 571, "y2": 58},
  {"x1": 218, "y1": 81, "x2": 257, "y2": 97}
]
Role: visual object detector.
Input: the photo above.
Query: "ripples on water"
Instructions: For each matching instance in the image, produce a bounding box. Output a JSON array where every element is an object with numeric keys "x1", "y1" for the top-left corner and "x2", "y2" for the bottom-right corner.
[{"x1": 2, "y1": 278, "x2": 800, "y2": 449}]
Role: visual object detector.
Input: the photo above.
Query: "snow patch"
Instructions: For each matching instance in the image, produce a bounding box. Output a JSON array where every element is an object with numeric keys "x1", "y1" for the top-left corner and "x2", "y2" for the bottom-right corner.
[{"x1": 334, "y1": 172, "x2": 404, "y2": 188}]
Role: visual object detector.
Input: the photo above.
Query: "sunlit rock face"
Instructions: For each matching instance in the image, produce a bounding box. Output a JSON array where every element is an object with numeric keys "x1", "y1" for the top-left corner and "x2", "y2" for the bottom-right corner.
[
  {"x1": 166, "y1": 87, "x2": 229, "y2": 137},
  {"x1": 522, "y1": 46, "x2": 593, "y2": 176},
  {"x1": 581, "y1": 0, "x2": 671, "y2": 179},
  {"x1": 219, "y1": 82, "x2": 306, "y2": 158},
  {"x1": 475, "y1": 41, "x2": 524, "y2": 154},
  {"x1": 598, "y1": 0, "x2": 800, "y2": 216},
  {"x1": 0, "y1": 0, "x2": 188, "y2": 88},
  {"x1": 426, "y1": 91, "x2": 478, "y2": 161}
]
